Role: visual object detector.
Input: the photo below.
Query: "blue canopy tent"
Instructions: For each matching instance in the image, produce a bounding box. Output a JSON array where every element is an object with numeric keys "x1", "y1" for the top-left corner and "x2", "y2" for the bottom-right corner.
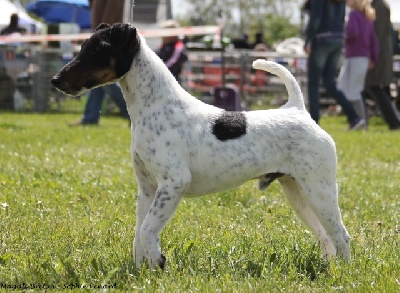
[{"x1": 26, "y1": 0, "x2": 90, "y2": 30}]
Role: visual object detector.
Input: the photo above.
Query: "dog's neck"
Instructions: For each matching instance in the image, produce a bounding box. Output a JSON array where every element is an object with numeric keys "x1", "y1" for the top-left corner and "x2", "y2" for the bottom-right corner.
[{"x1": 119, "y1": 36, "x2": 188, "y2": 122}]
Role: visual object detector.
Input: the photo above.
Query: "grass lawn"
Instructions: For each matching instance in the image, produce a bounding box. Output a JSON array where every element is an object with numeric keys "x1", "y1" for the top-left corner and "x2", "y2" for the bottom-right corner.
[{"x1": 0, "y1": 112, "x2": 399, "y2": 292}]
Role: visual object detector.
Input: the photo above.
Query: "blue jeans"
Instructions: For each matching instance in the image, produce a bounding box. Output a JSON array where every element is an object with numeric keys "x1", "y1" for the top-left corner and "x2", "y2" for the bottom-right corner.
[
  {"x1": 82, "y1": 83, "x2": 129, "y2": 124},
  {"x1": 307, "y1": 39, "x2": 359, "y2": 124}
]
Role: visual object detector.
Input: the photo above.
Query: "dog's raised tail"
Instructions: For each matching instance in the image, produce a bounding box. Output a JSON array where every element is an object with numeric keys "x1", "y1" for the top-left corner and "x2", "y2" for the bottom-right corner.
[{"x1": 252, "y1": 59, "x2": 305, "y2": 110}]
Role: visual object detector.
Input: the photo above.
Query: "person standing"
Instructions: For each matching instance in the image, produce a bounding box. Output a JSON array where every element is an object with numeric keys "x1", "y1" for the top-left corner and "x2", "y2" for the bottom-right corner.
[
  {"x1": 155, "y1": 20, "x2": 188, "y2": 83},
  {"x1": 364, "y1": 0, "x2": 400, "y2": 130},
  {"x1": 304, "y1": 0, "x2": 365, "y2": 130},
  {"x1": 0, "y1": 13, "x2": 26, "y2": 36},
  {"x1": 70, "y1": 0, "x2": 129, "y2": 126},
  {"x1": 337, "y1": 0, "x2": 379, "y2": 127}
]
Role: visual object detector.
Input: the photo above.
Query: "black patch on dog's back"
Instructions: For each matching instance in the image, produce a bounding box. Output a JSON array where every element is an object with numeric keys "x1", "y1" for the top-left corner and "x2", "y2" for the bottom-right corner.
[{"x1": 212, "y1": 111, "x2": 247, "y2": 141}]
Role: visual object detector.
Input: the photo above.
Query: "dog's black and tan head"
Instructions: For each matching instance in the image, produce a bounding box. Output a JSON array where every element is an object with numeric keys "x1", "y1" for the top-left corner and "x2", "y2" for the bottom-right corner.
[{"x1": 51, "y1": 23, "x2": 140, "y2": 96}]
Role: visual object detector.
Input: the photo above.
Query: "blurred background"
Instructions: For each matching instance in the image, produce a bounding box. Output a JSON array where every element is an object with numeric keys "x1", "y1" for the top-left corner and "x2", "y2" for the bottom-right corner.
[{"x1": 0, "y1": 0, "x2": 399, "y2": 116}]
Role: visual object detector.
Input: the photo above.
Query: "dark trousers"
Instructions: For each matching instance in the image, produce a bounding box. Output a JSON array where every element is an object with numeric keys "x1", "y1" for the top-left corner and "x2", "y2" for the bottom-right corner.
[
  {"x1": 82, "y1": 83, "x2": 129, "y2": 124},
  {"x1": 365, "y1": 86, "x2": 400, "y2": 129},
  {"x1": 307, "y1": 41, "x2": 359, "y2": 124}
]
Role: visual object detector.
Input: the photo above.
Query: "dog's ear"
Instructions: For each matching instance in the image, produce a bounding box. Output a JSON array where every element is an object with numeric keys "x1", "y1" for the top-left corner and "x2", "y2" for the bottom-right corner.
[
  {"x1": 110, "y1": 24, "x2": 140, "y2": 77},
  {"x1": 110, "y1": 23, "x2": 137, "y2": 51},
  {"x1": 95, "y1": 23, "x2": 111, "y2": 31}
]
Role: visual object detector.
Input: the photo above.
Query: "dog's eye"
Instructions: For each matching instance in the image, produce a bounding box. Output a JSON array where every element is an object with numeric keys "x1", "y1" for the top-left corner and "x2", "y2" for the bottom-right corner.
[{"x1": 91, "y1": 41, "x2": 110, "y2": 54}]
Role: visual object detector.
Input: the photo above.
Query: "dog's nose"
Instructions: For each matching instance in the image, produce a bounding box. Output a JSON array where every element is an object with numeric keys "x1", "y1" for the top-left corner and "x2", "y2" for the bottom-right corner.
[{"x1": 51, "y1": 76, "x2": 62, "y2": 88}]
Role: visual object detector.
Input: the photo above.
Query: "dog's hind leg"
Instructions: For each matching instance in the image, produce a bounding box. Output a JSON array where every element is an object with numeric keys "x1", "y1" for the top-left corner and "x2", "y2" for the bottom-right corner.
[
  {"x1": 278, "y1": 175, "x2": 337, "y2": 260},
  {"x1": 292, "y1": 177, "x2": 351, "y2": 261}
]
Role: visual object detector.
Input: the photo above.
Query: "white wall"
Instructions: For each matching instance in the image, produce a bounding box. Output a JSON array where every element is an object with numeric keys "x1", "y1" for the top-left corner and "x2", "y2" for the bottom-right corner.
[{"x1": 387, "y1": 0, "x2": 400, "y2": 28}]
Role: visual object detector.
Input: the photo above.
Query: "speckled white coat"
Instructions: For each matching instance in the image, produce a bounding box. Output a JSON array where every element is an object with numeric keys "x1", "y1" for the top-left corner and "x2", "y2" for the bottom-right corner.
[
  {"x1": 52, "y1": 25, "x2": 351, "y2": 270},
  {"x1": 118, "y1": 36, "x2": 350, "y2": 269}
]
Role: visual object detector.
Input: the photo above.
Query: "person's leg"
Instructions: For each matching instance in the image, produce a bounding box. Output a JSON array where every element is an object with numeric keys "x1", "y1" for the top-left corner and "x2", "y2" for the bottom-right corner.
[
  {"x1": 337, "y1": 59, "x2": 349, "y2": 94},
  {"x1": 368, "y1": 86, "x2": 400, "y2": 129},
  {"x1": 81, "y1": 87, "x2": 105, "y2": 124},
  {"x1": 341, "y1": 58, "x2": 369, "y2": 126},
  {"x1": 105, "y1": 83, "x2": 129, "y2": 119},
  {"x1": 322, "y1": 45, "x2": 360, "y2": 125},
  {"x1": 350, "y1": 100, "x2": 367, "y2": 125},
  {"x1": 307, "y1": 48, "x2": 325, "y2": 123}
]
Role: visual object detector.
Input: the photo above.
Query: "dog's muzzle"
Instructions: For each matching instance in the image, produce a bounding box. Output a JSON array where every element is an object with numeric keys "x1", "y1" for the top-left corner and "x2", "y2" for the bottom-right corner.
[{"x1": 51, "y1": 75, "x2": 82, "y2": 96}]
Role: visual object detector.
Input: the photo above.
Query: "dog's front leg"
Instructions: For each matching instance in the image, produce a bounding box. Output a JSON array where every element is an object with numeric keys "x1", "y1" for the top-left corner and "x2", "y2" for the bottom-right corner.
[
  {"x1": 132, "y1": 154, "x2": 157, "y2": 268},
  {"x1": 133, "y1": 181, "x2": 156, "y2": 268},
  {"x1": 139, "y1": 174, "x2": 191, "y2": 270}
]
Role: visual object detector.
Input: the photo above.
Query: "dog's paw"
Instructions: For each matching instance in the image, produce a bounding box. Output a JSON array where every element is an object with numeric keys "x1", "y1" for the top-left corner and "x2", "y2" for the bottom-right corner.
[
  {"x1": 147, "y1": 254, "x2": 166, "y2": 270},
  {"x1": 157, "y1": 254, "x2": 166, "y2": 270},
  {"x1": 133, "y1": 239, "x2": 147, "y2": 268}
]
